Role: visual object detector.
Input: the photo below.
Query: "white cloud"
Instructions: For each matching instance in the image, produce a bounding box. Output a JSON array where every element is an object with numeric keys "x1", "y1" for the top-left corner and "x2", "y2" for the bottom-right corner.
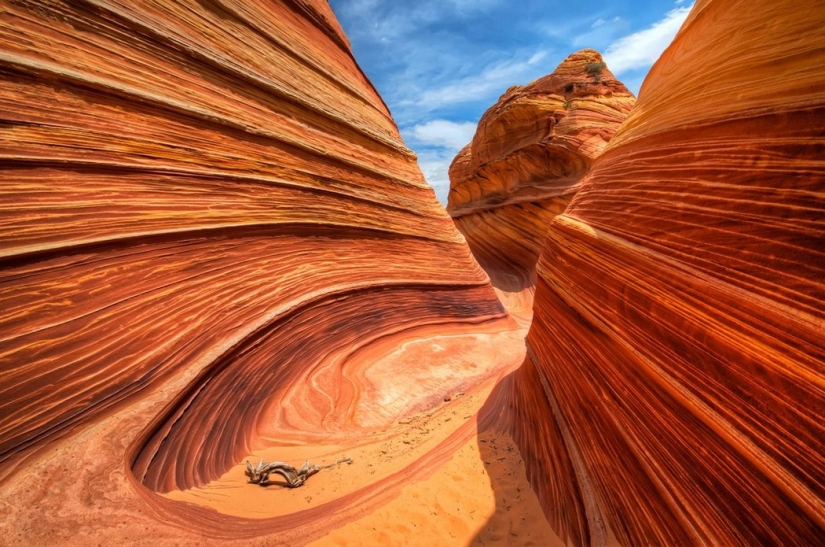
[
  {"x1": 412, "y1": 51, "x2": 546, "y2": 112},
  {"x1": 405, "y1": 119, "x2": 477, "y2": 204},
  {"x1": 602, "y1": 5, "x2": 692, "y2": 74},
  {"x1": 591, "y1": 16, "x2": 620, "y2": 29},
  {"x1": 335, "y1": 0, "x2": 501, "y2": 43},
  {"x1": 335, "y1": 0, "x2": 438, "y2": 43},
  {"x1": 527, "y1": 51, "x2": 547, "y2": 65},
  {"x1": 572, "y1": 15, "x2": 625, "y2": 49},
  {"x1": 416, "y1": 150, "x2": 454, "y2": 204},
  {"x1": 411, "y1": 120, "x2": 476, "y2": 150},
  {"x1": 329, "y1": 1, "x2": 697, "y2": 201},
  {"x1": 334, "y1": 0, "x2": 379, "y2": 21}
]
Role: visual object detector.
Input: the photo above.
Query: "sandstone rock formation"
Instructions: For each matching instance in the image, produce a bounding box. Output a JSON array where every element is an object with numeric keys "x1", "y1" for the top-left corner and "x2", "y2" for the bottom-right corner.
[
  {"x1": 447, "y1": 50, "x2": 635, "y2": 314},
  {"x1": 0, "y1": 1, "x2": 522, "y2": 543},
  {"x1": 3, "y1": 0, "x2": 823, "y2": 544},
  {"x1": 508, "y1": 0, "x2": 825, "y2": 544}
]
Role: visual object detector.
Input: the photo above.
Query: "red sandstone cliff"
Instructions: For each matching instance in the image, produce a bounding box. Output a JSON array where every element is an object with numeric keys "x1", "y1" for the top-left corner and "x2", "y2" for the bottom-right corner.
[
  {"x1": 0, "y1": 1, "x2": 517, "y2": 543},
  {"x1": 507, "y1": 0, "x2": 825, "y2": 544},
  {"x1": 2, "y1": 0, "x2": 823, "y2": 544},
  {"x1": 447, "y1": 50, "x2": 635, "y2": 313}
]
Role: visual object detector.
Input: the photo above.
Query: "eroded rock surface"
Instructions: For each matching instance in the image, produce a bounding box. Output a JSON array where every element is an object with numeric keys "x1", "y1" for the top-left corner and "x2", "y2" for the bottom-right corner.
[
  {"x1": 509, "y1": 0, "x2": 825, "y2": 544},
  {"x1": 447, "y1": 50, "x2": 634, "y2": 314},
  {"x1": 0, "y1": 1, "x2": 519, "y2": 543},
  {"x1": 3, "y1": 0, "x2": 823, "y2": 545}
]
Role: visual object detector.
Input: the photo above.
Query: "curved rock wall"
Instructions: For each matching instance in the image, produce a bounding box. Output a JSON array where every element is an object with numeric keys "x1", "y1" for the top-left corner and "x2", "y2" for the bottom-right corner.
[
  {"x1": 511, "y1": 0, "x2": 825, "y2": 544},
  {"x1": 447, "y1": 50, "x2": 634, "y2": 310},
  {"x1": 0, "y1": 1, "x2": 511, "y2": 542}
]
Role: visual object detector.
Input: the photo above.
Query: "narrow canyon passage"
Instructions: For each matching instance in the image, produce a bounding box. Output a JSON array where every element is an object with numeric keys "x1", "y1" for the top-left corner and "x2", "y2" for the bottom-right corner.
[
  {"x1": 1, "y1": 0, "x2": 822, "y2": 545},
  {"x1": 0, "y1": 2, "x2": 549, "y2": 543}
]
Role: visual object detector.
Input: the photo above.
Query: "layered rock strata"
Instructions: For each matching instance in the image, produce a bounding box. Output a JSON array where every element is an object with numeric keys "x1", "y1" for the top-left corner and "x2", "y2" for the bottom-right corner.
[
  {"x1": 510, "y1": 0, "x2": 825, "y2": 545},
  {"x1": 0, "y1": 1, "x2": 516, "y2": 543},
  {"x1": 447, "y1": 50, "x2": 635, "y2": 313}
]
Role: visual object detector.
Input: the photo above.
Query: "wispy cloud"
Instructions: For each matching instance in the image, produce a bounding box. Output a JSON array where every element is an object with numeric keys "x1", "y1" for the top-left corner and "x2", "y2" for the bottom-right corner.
[
  {"x1": 592, "y1": 16, "x2": 621, "y2": 29},
  {"x1": 333, "y1": 0, "x2": 502, "y2": 43},
  {"x1": 571, "y1": 15, "x2": 627, "y2": 49},
  {"x1": 414, "y1": 148, "x2": 456, "y2": 204},
  {"x1": 411, "y1": 50, "x2": 547, "y2": 113},
  {"x1": 603, "y1": 5, "x2": 692, "y2": 74},
  {"x1": 411, "y1": 120, "x2": 476, "y2": 150},
  {"x1": 330, "y1": 1, "x2": 695, "y2": 203},
  {"x1": 404, "y1": 119, "x2": 477, "y2": 203}
]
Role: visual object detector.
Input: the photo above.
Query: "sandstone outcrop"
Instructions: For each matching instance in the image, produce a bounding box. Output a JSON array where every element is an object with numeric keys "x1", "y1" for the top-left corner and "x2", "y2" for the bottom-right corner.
[
  {"x1": 3, "y1": 0, "x2": 823, "y2": 544},
  {"x1": 509, "y1": 0, "x2": 825, "y2": 544},
  {"x1": 447, "y1": 50, "x2": 635, "y2": 313},
  {"x1": 0, "y1": 1, "x2": 518, "y2": 543}
]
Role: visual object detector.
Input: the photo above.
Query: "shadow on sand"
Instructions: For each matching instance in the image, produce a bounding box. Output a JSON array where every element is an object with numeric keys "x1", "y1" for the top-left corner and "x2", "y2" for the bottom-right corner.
[{"x1": 469, "y1": 373, "x2": 565, "y2": 547}]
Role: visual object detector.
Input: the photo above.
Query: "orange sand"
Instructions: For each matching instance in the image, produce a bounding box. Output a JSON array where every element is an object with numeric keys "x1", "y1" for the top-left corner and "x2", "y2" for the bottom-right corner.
[
  {"x1": 309, "y1": 429, "x2": 560, "y2": 547},
  {"x1": 165, "y1": 376, "x2": 560, "y2": 546},
  {"x1": 157, "y1": 244, "x2": 552, "y2": 545}
]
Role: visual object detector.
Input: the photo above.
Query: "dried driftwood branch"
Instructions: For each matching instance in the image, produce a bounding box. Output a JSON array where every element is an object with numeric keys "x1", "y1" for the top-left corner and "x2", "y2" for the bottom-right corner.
[{"x1": 245, "y1": 457, "x2": 353, "y2": 488}]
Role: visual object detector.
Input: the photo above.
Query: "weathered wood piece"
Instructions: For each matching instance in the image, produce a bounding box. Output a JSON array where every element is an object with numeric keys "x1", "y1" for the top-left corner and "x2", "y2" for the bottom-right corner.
[{"x1": 245, "y1": 458, "x2": 353, "y2": 488}]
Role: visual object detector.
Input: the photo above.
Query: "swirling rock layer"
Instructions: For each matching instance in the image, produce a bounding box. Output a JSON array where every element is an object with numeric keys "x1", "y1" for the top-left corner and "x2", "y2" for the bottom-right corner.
[
  {"x1": 447, "y1": 50, "x2": 634, "y2": 312},
  {"x1": 511, "y1": 0, "x2": 825, "y2": 545},
  {"x1": 0, "y1": 1, "x2": 525, "y2": 543}
]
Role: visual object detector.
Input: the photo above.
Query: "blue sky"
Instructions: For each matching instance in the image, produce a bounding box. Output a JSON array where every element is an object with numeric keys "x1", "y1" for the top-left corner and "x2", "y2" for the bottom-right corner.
[{"x1": 328, "y1": 0, "x2": 693, "y2": 203}]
